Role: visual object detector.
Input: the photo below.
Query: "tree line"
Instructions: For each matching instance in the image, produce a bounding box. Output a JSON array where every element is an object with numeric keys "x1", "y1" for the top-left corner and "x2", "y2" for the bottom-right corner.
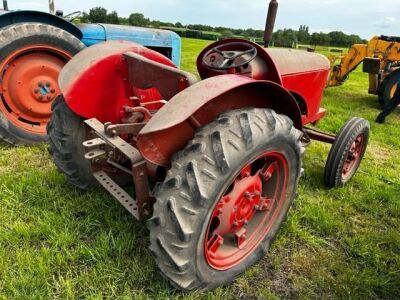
[{"x1": 79, "y1": 7, "x2": 368, "y2": 47}]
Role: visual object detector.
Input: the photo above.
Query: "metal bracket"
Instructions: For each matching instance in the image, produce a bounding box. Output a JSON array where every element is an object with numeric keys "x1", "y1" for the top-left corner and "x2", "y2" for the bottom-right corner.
[
  {"x1": 93, "y1": 171, "x2": 139, "y2": 219},
  {"x1": 104, "y1": 122, "x2": 146, "y2": 137},
  {"x1": 83, "y1": 118, "x2": 152, "y2": 220}
]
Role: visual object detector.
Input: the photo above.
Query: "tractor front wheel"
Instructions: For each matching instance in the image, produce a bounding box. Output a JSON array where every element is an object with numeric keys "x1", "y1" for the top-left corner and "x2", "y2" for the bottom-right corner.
[
  {"x1": 0, "y1": 23, "x2": 85, "y2": 145},
  {"x1": 149, "y1": 108, "x2": 304, "y2": 291},
  {"x1": 324, "y1": 117, "x2": 369, "y2": 188}
]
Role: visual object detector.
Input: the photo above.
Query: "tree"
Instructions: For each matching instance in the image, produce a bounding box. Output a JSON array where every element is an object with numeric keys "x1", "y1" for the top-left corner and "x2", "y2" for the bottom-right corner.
[
  {"x1": 221, "y1": 30, "x2": 234, "y2": 39},
  {"x1": 79, "y1": 12, "x2": 89, "y2": 23},
  {"x1": 175, "y1": 22, "x2": 183, "y2": 28},
  {"x1": 128, "y1": 13, "x2": 150, "y2": 27},
  {"x1": 88, "y1": 7, "x2": 107, "y2": 23},
  {"x1": 107, "y1": 11, "x2": 119, "y2": 24}
]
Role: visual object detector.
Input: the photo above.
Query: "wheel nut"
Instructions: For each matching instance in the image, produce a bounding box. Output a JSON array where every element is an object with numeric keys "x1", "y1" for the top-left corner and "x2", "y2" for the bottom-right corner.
[
  {"x1": 38, "y1": 82, "x2": 43, "y2": 87},
  {"x1": 34, "y1": 89, "x2": 39, "y2": 94},
  {"x1": 50, "y1": 89, "x2": 56, "y2": 93},
  {"x1": 47, "y1": 96, "x2": 52, "y2": 100},
  {"x1": 38, "y1": 95, "x2": 43, "y2": 100},
  {"x1": 46, "y1": 82, "x2": 51, "y2": 87}
]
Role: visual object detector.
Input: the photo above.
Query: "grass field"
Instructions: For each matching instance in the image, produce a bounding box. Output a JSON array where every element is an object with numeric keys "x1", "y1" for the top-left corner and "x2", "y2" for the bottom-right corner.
[{"x1": 0, "y1": 38, "x2": 399, "y2": 299}]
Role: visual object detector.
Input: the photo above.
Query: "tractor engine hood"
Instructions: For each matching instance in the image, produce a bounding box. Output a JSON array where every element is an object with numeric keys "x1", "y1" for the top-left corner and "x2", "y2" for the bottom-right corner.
[
  {"x1": 78, "y1": 23, "x2": 181, "y2": 66},
  {"x1": 263, "y1": 48, "x2": 330, "y2": 77}
]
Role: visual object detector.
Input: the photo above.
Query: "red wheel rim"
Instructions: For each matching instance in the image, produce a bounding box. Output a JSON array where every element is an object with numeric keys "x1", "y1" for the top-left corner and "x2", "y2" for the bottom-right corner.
[
  {"x1": 342, "y1": 134, "x2": 365, "y2": 181},
  {"x1": 0, "y1": 45, "x2": 72, "y2": 134},
  {"x1": 204, "y1": 152, "x2": 289, "y2": 270}
]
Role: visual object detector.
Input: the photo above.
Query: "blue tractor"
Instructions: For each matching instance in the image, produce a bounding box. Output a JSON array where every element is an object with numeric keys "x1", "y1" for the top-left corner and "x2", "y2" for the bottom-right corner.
[{"x1": 0, "y1": 4, "x2": 181, "y2": 145}]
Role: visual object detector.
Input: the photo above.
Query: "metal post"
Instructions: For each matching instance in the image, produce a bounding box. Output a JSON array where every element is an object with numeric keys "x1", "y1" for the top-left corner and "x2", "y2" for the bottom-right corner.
[
  {"x1": 3, "y1": 0, "x2": 8, "y2": 10},
  {"x1": 49, "y1": 0, "x2": 55, "y2": 14},
  {"x1": 264, "y1": 0, "x2": 279, "y2": 47}
]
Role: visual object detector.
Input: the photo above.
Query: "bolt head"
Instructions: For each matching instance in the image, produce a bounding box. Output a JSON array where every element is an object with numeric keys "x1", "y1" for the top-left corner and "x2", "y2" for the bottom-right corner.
[
  {"x1": 46, "y1": 82, "x2": 51, "y2": 87},
  {"x1": 34, "y1": 89, "x2": 39, "y2": 94},
  {"x1": 50, "y1": 89, "x2": 56, "y2": 93},
  {"x1": 47, "y1": 96, "x2": 52, "y2": 100},
  {"x1": 38, "y1": 95, "x2": 43, "y2": 100},
  {"x1": 38, "y1": 82, "x2": 43, "y2": 87},
  {"x1": 244, "y1": 192, "x2": 252, "y2": 199}
]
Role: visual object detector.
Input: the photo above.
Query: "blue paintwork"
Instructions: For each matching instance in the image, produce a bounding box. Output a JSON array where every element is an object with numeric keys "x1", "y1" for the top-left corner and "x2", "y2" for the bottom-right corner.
[
  {"x1": 78, "y1": 24, "x2": 181, "y2": 66},
  {"x1": 0, "y1": 10, "x2": 181, "y2": 67}
]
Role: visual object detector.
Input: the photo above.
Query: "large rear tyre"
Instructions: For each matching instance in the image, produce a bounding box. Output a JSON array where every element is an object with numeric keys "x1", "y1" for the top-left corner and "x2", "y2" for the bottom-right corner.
[
  {"x1": 149, "y1": 108, "x2": 304, "y2": 291},
  {"x1": 378, "y1": 70, "x2": 400, "y2": 108},
  {"x1": 47, "y1": 96, "x2": 95, "y2": 189},
  {"x1": 0, "y1": 23, "x2": 85, "y2": 145}
]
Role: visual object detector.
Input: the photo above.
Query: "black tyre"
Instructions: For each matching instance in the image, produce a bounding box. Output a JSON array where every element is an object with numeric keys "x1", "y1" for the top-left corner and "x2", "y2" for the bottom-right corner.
[
  {"x1": 0, "y1": 22, "x2": 85, "y2": 145},
  {"x1": 149, "y1": 108, "x2": 304, "y2": 291},
  {"x1": 378, "y1": 70, "x2": 400, "y2": 107},
  {"x1": 47, "y1": 95, "x2": 95, "y2": 189},
  {"x1": 324, "y1": 118, "x2": 370, "y2": 188}
]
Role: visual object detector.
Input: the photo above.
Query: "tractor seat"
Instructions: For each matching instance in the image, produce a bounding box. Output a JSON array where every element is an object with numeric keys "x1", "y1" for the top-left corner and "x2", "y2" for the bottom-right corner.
[
  {"x1": 380, "y1": 35, "x2": 400, "y2": 43},
  {"x1": 123, "y1": 51, "x2": 198, "y2": 101}
]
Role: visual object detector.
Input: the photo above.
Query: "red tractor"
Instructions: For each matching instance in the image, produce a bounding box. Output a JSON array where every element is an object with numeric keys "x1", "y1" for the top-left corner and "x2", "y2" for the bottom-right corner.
[{"x1": 48, "y1": 1, "x2": 369, "y2": 291}]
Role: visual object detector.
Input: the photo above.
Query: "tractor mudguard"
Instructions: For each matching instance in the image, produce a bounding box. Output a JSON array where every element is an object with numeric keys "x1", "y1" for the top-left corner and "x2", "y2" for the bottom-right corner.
[
  {"x1": 59, "y1": 40, "x2": 176, "y2": 124},
  {"x1": 0, "y1": 10, "x2": 82, "y2": 39},
  {"x1": 137, "y1": 75, "x2": 302, "y2": 167}
]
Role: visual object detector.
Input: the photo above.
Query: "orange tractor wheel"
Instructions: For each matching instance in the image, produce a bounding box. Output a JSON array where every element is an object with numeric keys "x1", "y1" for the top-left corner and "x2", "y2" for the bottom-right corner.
[{"x1": 0, "y1": 22, "x2": 84, "y2": 145}]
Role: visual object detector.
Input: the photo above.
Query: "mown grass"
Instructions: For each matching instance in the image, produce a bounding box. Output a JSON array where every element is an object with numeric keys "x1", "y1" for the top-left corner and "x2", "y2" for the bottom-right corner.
[{"x1": 0, "y1": 38, "x2": 399, "y2": 299}]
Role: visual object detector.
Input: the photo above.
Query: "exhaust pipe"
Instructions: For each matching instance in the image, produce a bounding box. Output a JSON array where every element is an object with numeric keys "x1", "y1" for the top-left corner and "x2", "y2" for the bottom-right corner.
[
  {"x1": 264, "y1": 0, "x2": 278, "y2": 47},
  {"x1": 3, "y1": 0, "x2": 8, "y2": 10},
  {"x1": 49, "y1": 0, "x2": 55, "y2": 14}
]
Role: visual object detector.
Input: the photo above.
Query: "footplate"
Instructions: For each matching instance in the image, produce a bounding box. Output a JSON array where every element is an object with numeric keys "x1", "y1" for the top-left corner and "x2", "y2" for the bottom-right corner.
[{"x1": 93, "y1": 171, "x2": 140, "y2": 219}]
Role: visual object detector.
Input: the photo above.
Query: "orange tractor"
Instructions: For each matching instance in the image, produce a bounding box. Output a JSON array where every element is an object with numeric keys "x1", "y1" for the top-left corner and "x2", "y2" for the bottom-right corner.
[{"x1": 47, "y1": 0, "x2": 370, "y2": 291}]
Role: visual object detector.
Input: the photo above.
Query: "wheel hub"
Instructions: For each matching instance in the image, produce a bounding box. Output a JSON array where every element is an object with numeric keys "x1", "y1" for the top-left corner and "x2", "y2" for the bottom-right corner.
[
  {"x1": 0, "y1": 45, "x2": 71, "y2": 134},
  {"x1": 205, "y1": 152, "x2": 289, "y2": 270},
  {"x1": 342, "y1": 134, "x2": 364, "y2": 179}
]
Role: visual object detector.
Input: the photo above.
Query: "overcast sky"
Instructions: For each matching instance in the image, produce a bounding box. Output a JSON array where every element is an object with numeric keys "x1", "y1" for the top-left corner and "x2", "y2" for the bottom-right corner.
[{"x1": 8, "y1": 0, "x2": 400, "y2": 39}]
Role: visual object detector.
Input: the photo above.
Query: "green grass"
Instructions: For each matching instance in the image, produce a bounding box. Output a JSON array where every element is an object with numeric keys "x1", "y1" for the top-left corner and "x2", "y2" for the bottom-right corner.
[{"x1": 0, "y1": 38, "x2": 399, "y2": 299}]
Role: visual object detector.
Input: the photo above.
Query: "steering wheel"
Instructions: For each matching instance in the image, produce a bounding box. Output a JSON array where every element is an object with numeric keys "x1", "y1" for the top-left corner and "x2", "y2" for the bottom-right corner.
[
  {"x1": 202, "y1": 42, "x2": 258, "y2": 71},
  {"x1": 64, "y1": 11, "x2": 82, "y2": 22}
]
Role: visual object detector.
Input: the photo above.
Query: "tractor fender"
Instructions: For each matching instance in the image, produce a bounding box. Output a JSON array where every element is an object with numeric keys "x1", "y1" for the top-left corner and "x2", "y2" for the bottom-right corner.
[
  {"x1": 59, "y1": 40, "x2": 176, "y2": 124},
  {"x1": 137, "y1": 74, "x2": 302, "y2": 167},
  {"x1": 0, "y1": 10, "x2": 82, "y2": 39}
]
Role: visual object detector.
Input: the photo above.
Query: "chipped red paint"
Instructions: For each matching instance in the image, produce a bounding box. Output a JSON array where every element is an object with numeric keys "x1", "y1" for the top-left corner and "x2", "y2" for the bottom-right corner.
[{"x1": 62, "y1": 39, "x2": 331, "y2": 167}]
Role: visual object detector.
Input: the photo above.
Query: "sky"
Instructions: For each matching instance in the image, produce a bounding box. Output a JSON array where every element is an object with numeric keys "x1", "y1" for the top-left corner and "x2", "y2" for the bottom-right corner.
[{"x1": 8, "y1": 0, "x2": 400, "y2": 39}]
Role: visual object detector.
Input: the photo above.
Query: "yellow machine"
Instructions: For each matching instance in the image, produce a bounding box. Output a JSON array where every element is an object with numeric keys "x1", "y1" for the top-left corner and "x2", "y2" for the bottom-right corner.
[{"x1": 327, "y1": 35, "x2": 400, "y2": 106}]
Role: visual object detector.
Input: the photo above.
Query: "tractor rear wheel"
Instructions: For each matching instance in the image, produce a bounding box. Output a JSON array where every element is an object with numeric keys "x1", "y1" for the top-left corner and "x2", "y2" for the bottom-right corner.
[
  {"x1": 0, "y1": 23, "x2": 85, "y2": 145},
  {"x1": 47, "y1": 95, "x2": 95, "y2": 189},
  {"x1": 149, "y1": 108, "x2": 304, "y2": 291},
  {"x1": 378, "y1": 70, "x2": 400, "y2": 108}
]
